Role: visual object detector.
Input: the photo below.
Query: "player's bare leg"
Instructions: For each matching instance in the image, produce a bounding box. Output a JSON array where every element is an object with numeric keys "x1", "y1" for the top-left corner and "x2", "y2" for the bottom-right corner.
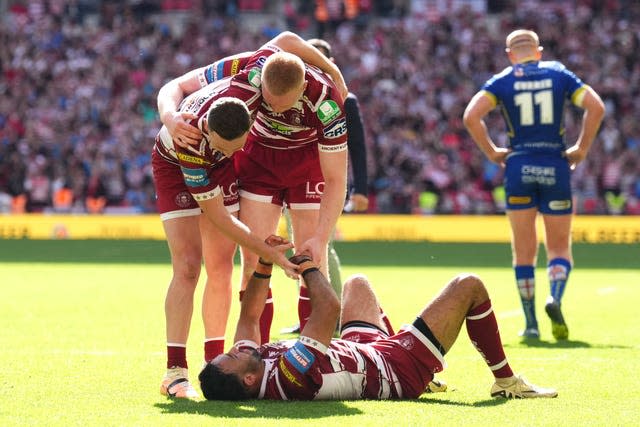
[
  {"x1": 420, "y1": 274, "x2": 556, "y2": 398},
  {"x1": 161, "y1": 215, "x2": 202, "y2": 398},
  {"x1": 340, "y1": 274, "x2": 387, "y2": 331},
  {"x1": 200, "y1": 213, "x2": 237, "y2": 362},
  {"x1": 542, "y1": 213, "x2": 573, "y2": 339},
  {"x1": 507, "y1": 208, "x2": 540, "y2": 338},
  {"x1": 340, "y1": 274, "x2": 447, "y2": 393},
  {"x1": 238, "y1": 196, "x2": 282, "y2": 343},
  {"x1": 290, "y1": 208, "x2": 328, "y2": 330}
]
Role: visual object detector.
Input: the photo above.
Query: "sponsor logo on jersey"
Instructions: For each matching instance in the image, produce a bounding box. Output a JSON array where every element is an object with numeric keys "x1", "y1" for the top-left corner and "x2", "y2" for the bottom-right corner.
[
  {"x1": 181, "y1": 167, "x2": 209, "y2": 187},
  {"x1": 177, "y1": 152, "x2": 210, "y2": 165},
  {"x1": 284, "y1": 341, "x2": 315, "y2": 374},
  {"x1": 248, "y1": 68, "x2": 261, "y2": 88},
  {"x1": 323, "y1": 118, "x2": 347, "y2": 139},
  {"x1": 508, "y1": 196, "x2": 532, "y2": 205},
  {"x1": 279, "y1": 359, "x2": 303, "y2": 387},
  {"x1": 549, "y1": 200, "x2": 572, "y2": 210},
  {"x1": 174, "y1": 191, "x2": 193, "y2": 208},
  {"x1": 230, "y1": 59, "x2": 240, "y2": 76},
  {"x1": 265, "y1": 119, "x2": 294, "y2": 135},
  {"x1": 317, "y1": 100, "x2": 341, "y2": 124}
]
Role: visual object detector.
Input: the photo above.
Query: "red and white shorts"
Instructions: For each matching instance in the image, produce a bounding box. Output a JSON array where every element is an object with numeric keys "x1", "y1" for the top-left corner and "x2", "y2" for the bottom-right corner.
[
  {"x1": 341, "y1": 322, "x2": 446, "y2": 398},
  {"x1": 152, "y1": 148, "x2": 239, "y2": 221},
  {"x1": 234, "y1": 141, "x2": 323, "y2": 209}
]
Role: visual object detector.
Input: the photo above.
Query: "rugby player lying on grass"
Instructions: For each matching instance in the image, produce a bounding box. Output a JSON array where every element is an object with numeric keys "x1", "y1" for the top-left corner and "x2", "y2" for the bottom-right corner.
[{"x1": 199, "y1": 236, "x2": 557, "y2": 400}]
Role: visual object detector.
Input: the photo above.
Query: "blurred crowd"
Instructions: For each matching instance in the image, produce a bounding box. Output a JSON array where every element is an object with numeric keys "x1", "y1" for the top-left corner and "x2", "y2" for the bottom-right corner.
[{"x1": 1, "y1": 0, "x2": 639, "y2": 215}]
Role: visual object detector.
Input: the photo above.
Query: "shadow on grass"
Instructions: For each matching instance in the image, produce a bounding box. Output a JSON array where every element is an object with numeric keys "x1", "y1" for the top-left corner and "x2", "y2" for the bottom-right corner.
[
  {"x1": 155, "y1": 400, "x2": 363, "y2": 418},
  {"x1": 418, "y1": 395, "x2": 508, "y2": 408},
  {"x1": 504, "y1": 338, "x2": 632, "y2": 349}
]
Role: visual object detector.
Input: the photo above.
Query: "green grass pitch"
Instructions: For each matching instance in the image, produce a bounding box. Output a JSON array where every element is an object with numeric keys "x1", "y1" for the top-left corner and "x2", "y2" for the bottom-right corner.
[{"x1": 0, "y1": 241, "x2": 638, "y2": 426}]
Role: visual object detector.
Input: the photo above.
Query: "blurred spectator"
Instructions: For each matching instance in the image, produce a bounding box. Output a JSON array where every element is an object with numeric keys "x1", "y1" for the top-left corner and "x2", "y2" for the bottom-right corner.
[{"x1": 0, "y1": 0, "x2": 638, "y2": 215}]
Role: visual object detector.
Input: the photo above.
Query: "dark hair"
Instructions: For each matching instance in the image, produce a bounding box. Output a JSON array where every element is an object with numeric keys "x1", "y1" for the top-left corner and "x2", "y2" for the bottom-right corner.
[
  {"x1": 207, "y1": 97, "x2": 251, "y2": 140},
  {"x1": 307, "y1": 38, "x2": 332, "y2": 59},
  {"x1": 198, "y1": 363, "x2": 250, "y2": 400}
]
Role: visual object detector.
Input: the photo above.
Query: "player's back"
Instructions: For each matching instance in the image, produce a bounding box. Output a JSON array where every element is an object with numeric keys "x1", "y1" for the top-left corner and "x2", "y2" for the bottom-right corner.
[{"x1": 483, "y1": 60, "x2": 585, "y2": 153}]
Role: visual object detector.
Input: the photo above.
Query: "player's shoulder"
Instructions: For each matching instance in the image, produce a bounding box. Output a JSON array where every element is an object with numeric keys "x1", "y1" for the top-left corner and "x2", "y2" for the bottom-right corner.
[
  {"x1": 303, "y1": 66, "x2": 343, "y2": 112},
  {"x1": 538, "y1": 60, "x2": 567, "y2": 72},
  {"x1": 496, "y1": 65, "x2": 515, "y2": 79}
]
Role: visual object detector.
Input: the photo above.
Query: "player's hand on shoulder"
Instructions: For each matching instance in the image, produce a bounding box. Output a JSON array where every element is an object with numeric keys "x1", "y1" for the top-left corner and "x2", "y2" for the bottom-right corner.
[{"x1": 166, "y1": 111, "x2": 202, "y2": 148}]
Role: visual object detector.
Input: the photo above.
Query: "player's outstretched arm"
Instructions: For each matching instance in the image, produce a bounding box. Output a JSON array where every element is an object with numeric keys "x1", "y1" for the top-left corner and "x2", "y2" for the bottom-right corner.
[
  {"x1": 234, "y1": 235, "x2": 290, "y2": 344},
  {"x1": 199, "y1": 196, "x2": 298, "y2": 279},
  {"x1": 291, "y1": 254, "x2": 340, "y2": 348},
  {"x1": 298, "y1": 148, "x2": 348, "y2": 264}
]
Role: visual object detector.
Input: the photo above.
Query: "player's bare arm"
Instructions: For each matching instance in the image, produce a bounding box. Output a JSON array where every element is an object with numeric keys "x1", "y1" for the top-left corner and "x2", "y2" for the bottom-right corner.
[
  {"x1": 271, "y1": 31, "x2": 348, "y2": 102},
  {"x1": 157, "y1": 67, "x2": 208, "y2": 146},
  {"x1": 290, "y1": 254, "x2": 340, "y2": 348},
  {"x1": 298, "y1": 149, "x2": 348, "y2": 264},
  {"x1": 198, "y1": 196, "x2": 298, "y2": 279},
  {"x1": 234, "y1": 235, "x2": 291, "y2": 344},
  {"x1": 564, "y1": 86, "x2": 605, "y2": 169},
  {"x1": 463, "y1": 91, "x2": 511, "y2": 166}
]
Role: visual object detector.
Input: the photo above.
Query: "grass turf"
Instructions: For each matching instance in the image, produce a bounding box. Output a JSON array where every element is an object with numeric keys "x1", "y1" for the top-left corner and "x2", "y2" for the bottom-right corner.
[{"x1": 1, "y1": 257, "x2": 638, "y2": 426}]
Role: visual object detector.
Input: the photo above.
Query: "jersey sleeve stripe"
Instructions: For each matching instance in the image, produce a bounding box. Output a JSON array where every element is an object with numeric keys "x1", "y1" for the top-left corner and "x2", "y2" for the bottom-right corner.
[
  {"x1": 481, "y1": 90, "x2": 498, "y2": 107},
  {"x1": 571, "y1": 85, "x2": 587, "y2": 107}
]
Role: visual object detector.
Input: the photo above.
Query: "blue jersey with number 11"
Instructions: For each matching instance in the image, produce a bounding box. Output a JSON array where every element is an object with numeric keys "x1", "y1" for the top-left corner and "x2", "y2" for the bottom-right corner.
[{"x1": 481, "y1": 60, "x2": 586, "y2": 154}]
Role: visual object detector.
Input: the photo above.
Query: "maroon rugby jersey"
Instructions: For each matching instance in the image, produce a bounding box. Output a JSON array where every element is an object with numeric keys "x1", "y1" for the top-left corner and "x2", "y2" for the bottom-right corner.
[
  {"x1": 200, "y1": 46, "x2": 348, "y2": 154},
  {"x1": 153, "y1": 78, "x2": 261, "y2": 202},
  {"x1": 238, "y1": 336, "x2": 405, "y2": 400}
]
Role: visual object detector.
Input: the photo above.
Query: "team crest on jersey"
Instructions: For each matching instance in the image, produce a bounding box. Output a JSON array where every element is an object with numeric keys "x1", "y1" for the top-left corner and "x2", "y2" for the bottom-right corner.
[
  {"x1": 399, "y1": 335, "x2": 414, "y2": 350},
  {"x1": 317, "y1": 100, "x2": 341, "y2": 124},
  {"x1": 248, "y1": 68, "x2": 262, "y2": 88},
  {"x1": 514, "y1": 65, "x2": 524, "y2": 77},
  {"x1": 174, "y1": 191, "x2": 192, "y2": 208}
]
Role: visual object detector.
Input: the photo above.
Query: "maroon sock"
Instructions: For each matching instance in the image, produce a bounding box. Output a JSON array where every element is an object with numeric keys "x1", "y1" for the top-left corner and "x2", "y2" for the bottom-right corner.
[
  {"x1": 204, "y1": 338, "x2": 224, "y2": 363},
  {"x1": 167, "y1": 345, "x2": 187, "y2": 369},
  {"x1": 298, "y1": 285, "x2": 311, "y2": 331},
  {"x1": 465, "y1": 299, "x2": 514, "y2": 378},
  {"x1": 259, "y1": 288, "x2": 274, "y2": 344}
]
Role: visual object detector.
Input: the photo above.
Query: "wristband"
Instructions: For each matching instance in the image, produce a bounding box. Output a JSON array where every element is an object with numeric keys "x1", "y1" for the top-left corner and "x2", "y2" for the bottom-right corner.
[
  {"x1": 258, "y1": 258, "x2": 273, "y2": 266},
  {"x1": 298, "y1": 260, "x2": 319, "y2": 277},
  {"x1": 252, "y1": 271, "x2": 272, "y2": 280}
]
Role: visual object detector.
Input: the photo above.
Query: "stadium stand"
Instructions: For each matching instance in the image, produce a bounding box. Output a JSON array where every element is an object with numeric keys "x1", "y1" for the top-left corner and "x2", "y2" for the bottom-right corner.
[{"x1": 0, "y1": 0, "x2": 638, "y2": 214}]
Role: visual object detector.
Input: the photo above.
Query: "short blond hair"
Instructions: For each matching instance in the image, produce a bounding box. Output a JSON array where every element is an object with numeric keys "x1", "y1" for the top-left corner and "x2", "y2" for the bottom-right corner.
[
  {"x1": 262, "y1": 52, "x2": 305, "y2": 95},
  {"x1": 505, "y1": 29, "x2": 541, "y2": 51}
]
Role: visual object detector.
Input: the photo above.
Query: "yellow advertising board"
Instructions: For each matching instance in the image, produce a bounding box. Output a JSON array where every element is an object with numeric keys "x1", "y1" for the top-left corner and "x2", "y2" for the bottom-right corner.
[{"x1": 0, "y1": 214, "x2": 638, "y2": 243}]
